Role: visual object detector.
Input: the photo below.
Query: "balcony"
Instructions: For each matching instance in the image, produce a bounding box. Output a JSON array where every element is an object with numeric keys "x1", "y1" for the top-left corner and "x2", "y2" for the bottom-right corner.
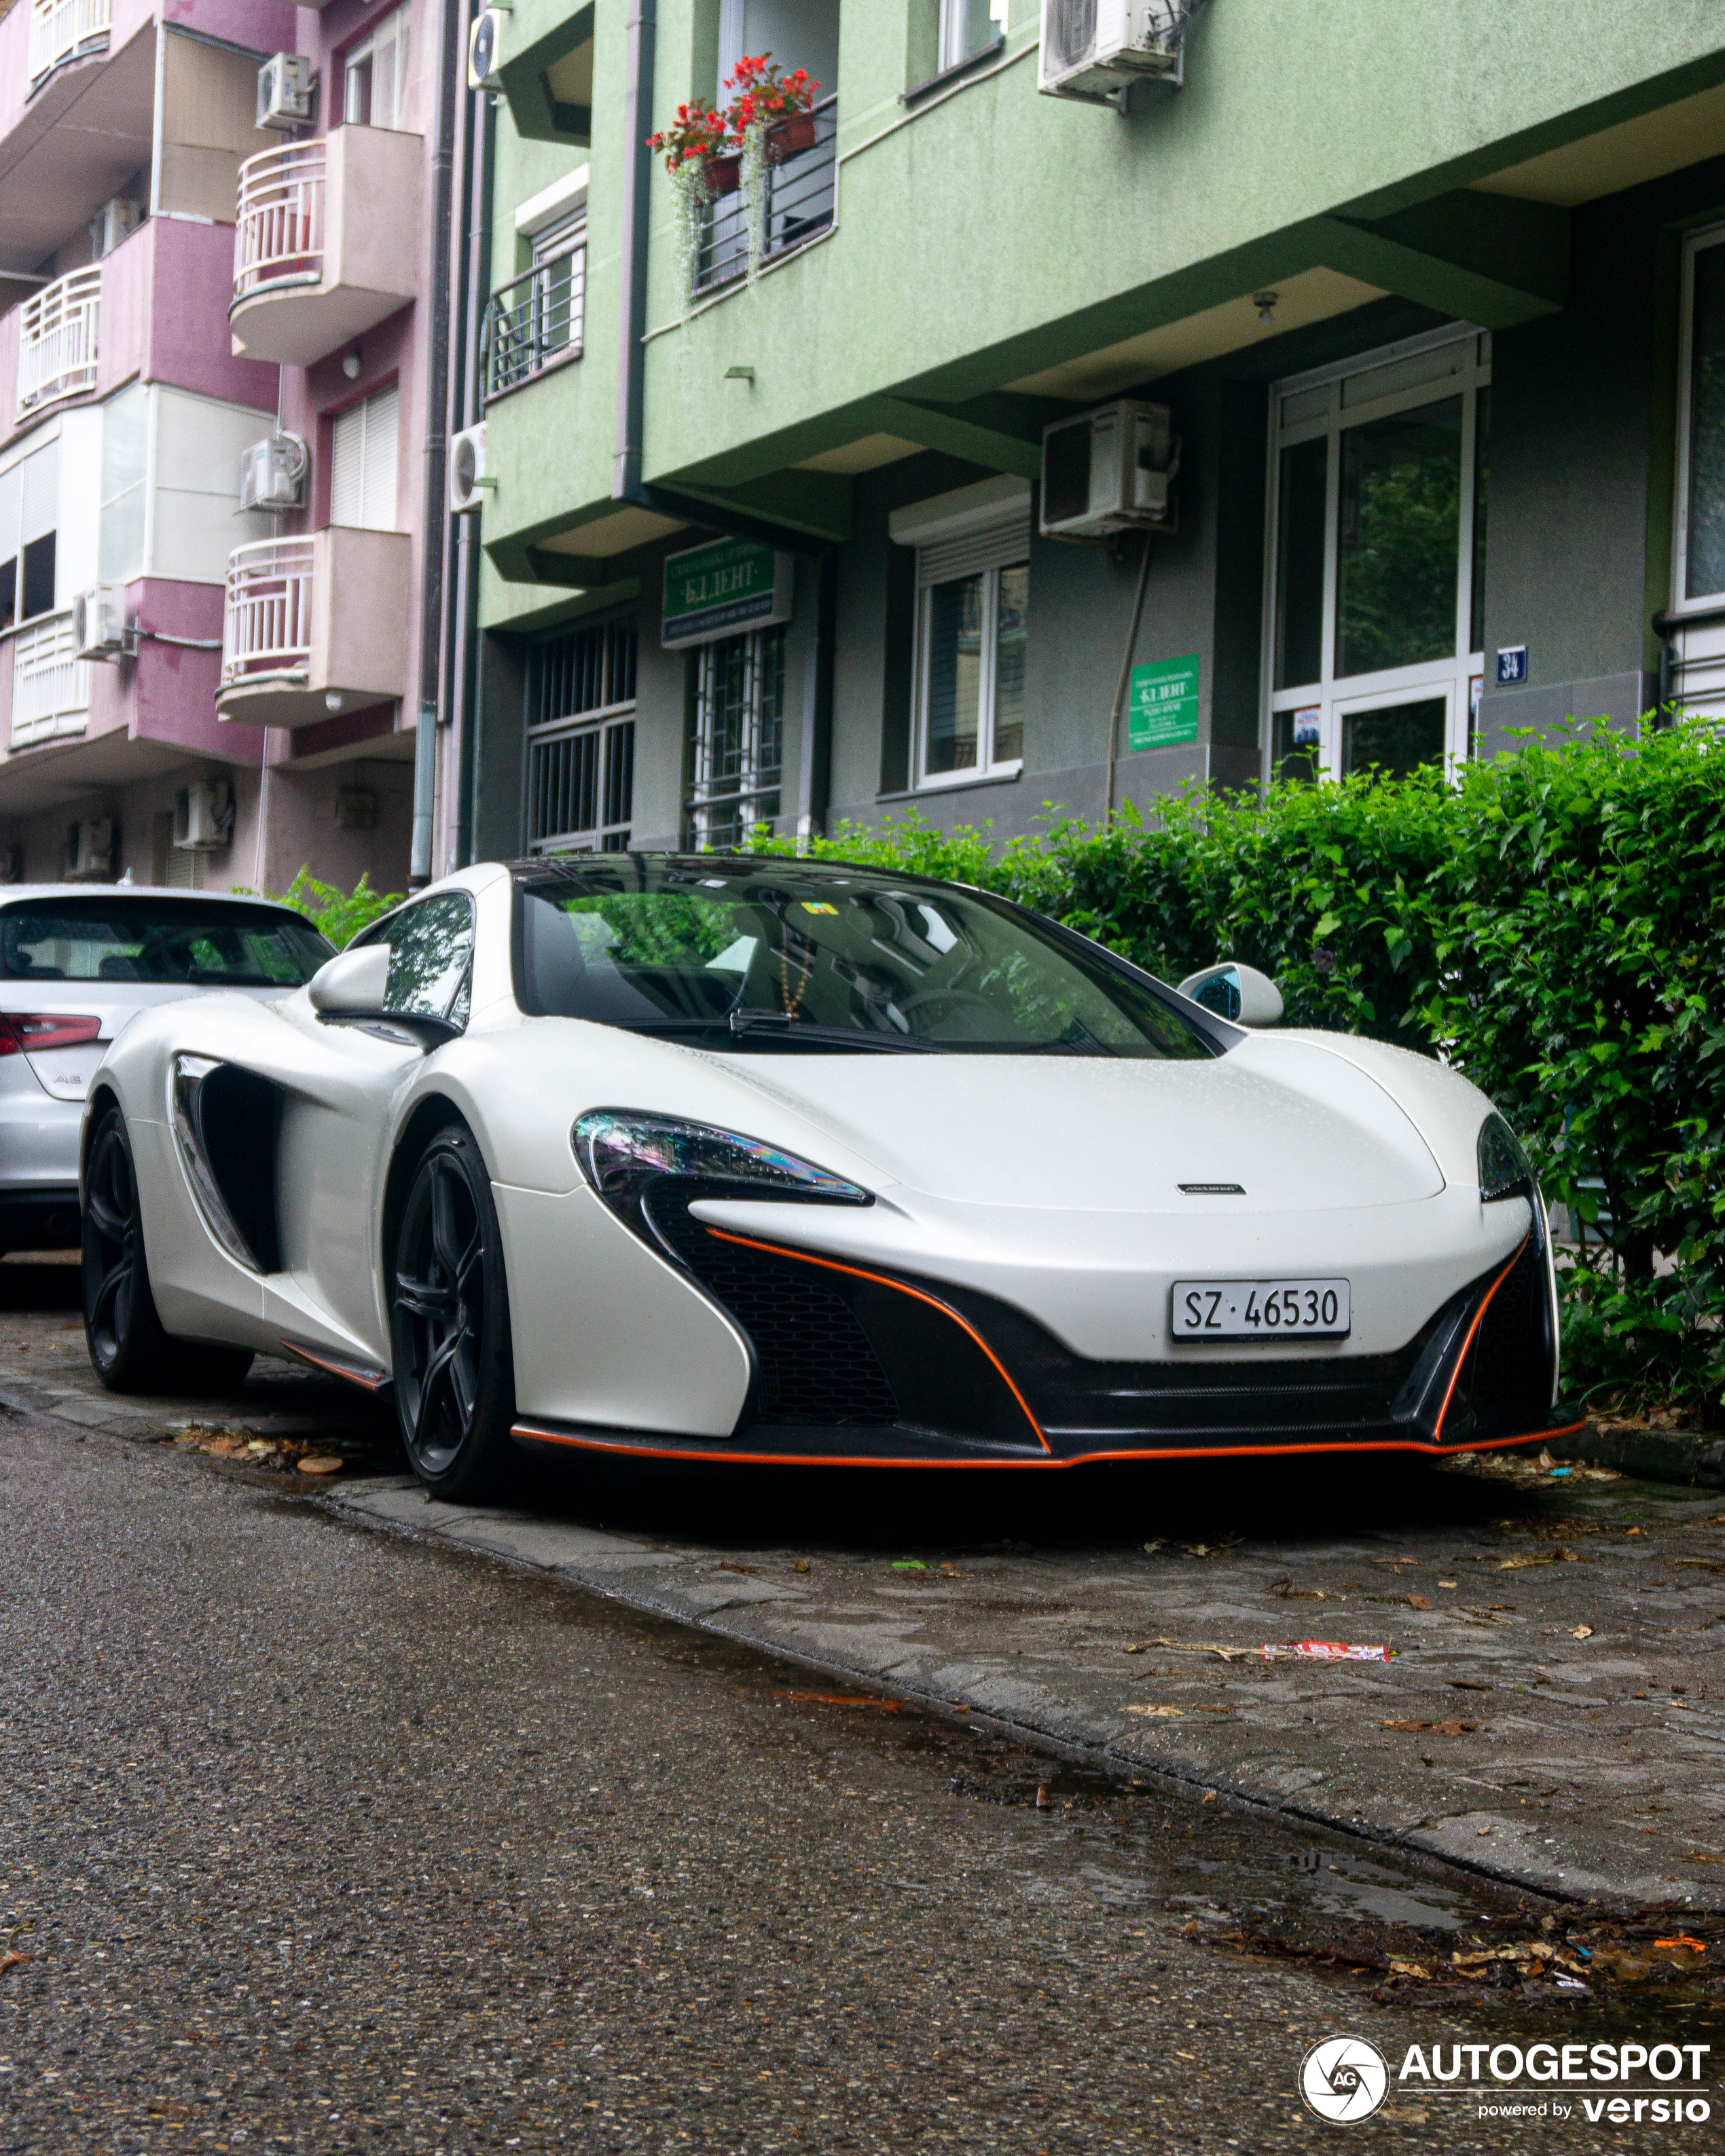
[
  {"x1": 17, "y1": 266, "x2": 99, "y2": 418},
  {"x1": 28, "y1": 0, "x2": 110, "y2": 90},
  {"x1": 230, "y1": 128, "x2": 423, "y2": 367},
  {"x1": 12, "y1": 612, "x2": 91, "y2": 749},
  {"x1": 217, "y1": 527, "x2": 411, "y2": 728},
  {"x1": 482, "y1": 245, "x2": 585, "y2": 403},
  {"x1": 695, "y1": 98, "x2": 836, "y2": 296}
]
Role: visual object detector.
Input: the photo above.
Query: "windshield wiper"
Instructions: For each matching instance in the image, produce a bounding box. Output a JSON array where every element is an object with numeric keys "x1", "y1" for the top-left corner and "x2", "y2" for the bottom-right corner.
[
  {"x1": 625, "y1": 1014, "x2": 932, "y2": 1053},
  {"x1": 727, "y1": 1011, "x2": 934, "y2": 1051}
]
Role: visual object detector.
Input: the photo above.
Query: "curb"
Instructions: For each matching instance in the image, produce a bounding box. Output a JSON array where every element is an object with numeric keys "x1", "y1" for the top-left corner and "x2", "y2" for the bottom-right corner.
[{"x1": 1554, "y1": 1420, "x2": 1725, "y2": 1488}]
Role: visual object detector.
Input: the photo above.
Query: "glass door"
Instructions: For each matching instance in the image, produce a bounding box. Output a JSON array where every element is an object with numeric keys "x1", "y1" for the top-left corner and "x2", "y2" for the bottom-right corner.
[{"x1": 1265, "y1": 329, "x2": 1489, "y2": 783}]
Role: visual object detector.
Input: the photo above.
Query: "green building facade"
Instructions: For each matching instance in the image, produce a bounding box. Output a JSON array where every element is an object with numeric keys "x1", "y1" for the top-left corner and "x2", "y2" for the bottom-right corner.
[{"x1": 462, "y1": 0, "x2": 1725, "y2": 859}]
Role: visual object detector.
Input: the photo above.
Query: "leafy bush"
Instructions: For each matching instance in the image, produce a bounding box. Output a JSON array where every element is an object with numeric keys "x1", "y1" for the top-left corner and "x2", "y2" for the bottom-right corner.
[
  {"x1": 751, "y1": 719, "x2": 1725, "y2": 1425},
  {"x1": 252, "y1": 868, "x2": 404, "y2": 950}
]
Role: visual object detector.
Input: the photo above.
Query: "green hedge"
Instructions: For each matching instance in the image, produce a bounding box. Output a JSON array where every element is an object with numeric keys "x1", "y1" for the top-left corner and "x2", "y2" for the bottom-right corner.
[
  {"x1": 263, "y1": 869, "x2": 403, "y2": 950},
  {"x1": 752, "y1": 719, "x2": 1725, "y2": 1425}
]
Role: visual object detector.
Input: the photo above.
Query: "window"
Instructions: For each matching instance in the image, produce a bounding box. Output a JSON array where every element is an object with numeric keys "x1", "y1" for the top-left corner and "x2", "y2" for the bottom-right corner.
[
  {"x1": 330, "y1": 385, "x2": 399, "y2": 532},
  {"x1": 1264, "y1": 329, "x2": 1489, "y2": 784},
  {"x1": 1667, "y1": 226, "x2": 1725, "y2": 715},
  {"x1": 524, "y1": 617, "x2": 636, "y2": 854},
  {"x1": 0, "y1": 899, "x2": 331, "y2": 984},
  {"x1": 361, "y1": 894, "x2": 473, "y2": 1022},
  {"x1": 99, "y1": 383, "x2": 148, "y2": 587},
  {"x1": 345, "y1": 3, "x2": 412, "y2": 130},
  {"x1": 0, "y1": 437, "x2": 58, "y2": 630},
  {"x1": 685, "y1": 626, "x2": 785, "y2": 848},
  {"x1": 939, "y1": 0, "x2": 1006, "y2": 69}
]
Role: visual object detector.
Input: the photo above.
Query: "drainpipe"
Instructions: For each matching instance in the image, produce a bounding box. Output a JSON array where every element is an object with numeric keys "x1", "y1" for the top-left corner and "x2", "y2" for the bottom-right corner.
[
  {"x1": 410, "y1": 0, "x2": 463, "y2": 886},
  {"x1": 613, "y1": 0, "x2": 657, "y2": 505},
  {"x1": 450, "y1": 4, "x2": 494, "y2": 867}
]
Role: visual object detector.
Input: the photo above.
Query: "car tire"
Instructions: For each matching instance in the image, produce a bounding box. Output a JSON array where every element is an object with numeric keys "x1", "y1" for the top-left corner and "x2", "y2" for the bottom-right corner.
[
  {"x1": 83, "y1": 1106, "x2": 255, "y2": 1396},
  {"x1": 389, "y1": 1122, "x2": 517, "y2": 1502}
]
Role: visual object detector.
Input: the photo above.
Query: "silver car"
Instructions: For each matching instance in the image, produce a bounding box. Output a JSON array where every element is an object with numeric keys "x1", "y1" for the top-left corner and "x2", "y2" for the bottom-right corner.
[{"x1": 0, "y1": 885, "x2": 335, "y2": 1254}]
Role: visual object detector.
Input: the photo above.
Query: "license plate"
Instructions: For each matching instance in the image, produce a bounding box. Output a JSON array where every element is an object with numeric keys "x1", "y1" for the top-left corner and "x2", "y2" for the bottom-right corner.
[{"x1": 1171, "y1": 1279, "x2": 1350, "y2": 1340}]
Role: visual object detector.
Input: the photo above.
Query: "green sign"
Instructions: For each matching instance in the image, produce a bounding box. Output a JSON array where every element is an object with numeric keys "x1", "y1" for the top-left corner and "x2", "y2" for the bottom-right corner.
[
  {"x1": 662, "y1": 537, "x2": 793, "y2": 648},
  {"x1": 1127, "y1": 653, "x2": 1201, "y2": 751}
]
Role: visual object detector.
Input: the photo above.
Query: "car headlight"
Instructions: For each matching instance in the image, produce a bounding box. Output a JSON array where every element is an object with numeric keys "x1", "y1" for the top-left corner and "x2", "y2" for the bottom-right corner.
[
  {"x1": 573, "y1": 1110, "x2": 869, "y2": 1224},
  {"x1": 1477, "y1": 1114, "x2": 1535, "y2": 1203}
]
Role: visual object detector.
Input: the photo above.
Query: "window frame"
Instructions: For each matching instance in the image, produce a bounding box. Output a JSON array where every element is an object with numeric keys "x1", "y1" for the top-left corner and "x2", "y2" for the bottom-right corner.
[
  {"x1": 344, "y1": 2, "x2": 412, "y2": 131},
  {"x1": 1259, "y1": 324, "x2": 1490, "y2": 787},
  {"x1": 937, "y1": 0, "x2": 1007, "y2": 72},
  {"x1": 683, "y1": 624, "x2": 786, "y2": 848},
  {"x1": 912, "y1": 551, "x2": 1027, "y2": 791},
  {"x1": 1673, "y1": 220, "x2": 1725, "y2": 615}
]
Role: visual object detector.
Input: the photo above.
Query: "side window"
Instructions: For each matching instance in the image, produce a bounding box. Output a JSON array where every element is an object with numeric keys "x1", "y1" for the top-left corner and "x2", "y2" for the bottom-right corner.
[{"x1": 376, "y1": 895, "x2": 473, "y2": 1021}]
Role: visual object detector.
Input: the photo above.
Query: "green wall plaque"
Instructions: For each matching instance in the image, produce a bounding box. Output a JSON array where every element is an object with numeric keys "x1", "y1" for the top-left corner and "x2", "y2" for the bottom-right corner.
[
  {"x1": 662, "y1": 538, "x2": 793, "y2": 648},
  {"x1": 1127, "y1": 654, "x2": 1201, "y2": 751}
]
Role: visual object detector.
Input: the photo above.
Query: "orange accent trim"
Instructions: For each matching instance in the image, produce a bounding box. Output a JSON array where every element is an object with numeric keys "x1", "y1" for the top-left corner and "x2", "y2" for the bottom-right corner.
[
  {"x1": 1432, "y1": 1235, "x2": 1530, "y2": 1443},
  {"x1": 702, "y1": 1226, "x2": 1053, "y2": 1454},
  {"x1": 280, "y1": 1339, "x2": 387, "y2": 1392},
  {"x1": 509, "y1": 1419, "x2": 1586, "y2": 1472}
]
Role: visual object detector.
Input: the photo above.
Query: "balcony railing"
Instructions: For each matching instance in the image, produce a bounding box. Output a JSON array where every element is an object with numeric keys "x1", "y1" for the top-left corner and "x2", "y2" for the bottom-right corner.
[
  {"x1": 29, "y1": 0, "x2": 111, "y2": 86},
  {"x1": 695, "y1": 97, "x2": 837, "y2": 296},
  {"x1": 17, "y1": 266, "x2": 100, "y2": 418},
  {"x1": 12, "y1": 612, "x2": 91, "y2": 748},
  {"x1": 481, "y1": 245, "x2": 585, "y2": 402},
  {"x1": 233, "y1": 141, "x2": 326, "y2": 306},
  {"x1": 221, "y1": 538, "x2": 314, "y2": 688}
]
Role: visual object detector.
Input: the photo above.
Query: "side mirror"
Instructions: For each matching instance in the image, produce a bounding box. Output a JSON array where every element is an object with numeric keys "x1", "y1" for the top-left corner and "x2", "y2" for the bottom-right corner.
[
  {"x1": 1176, "y1": 960, "x2": 1284, "y2": 1027},
  {"x1": 308, "y1": 944, "x2": 390, "y2": 1015}
]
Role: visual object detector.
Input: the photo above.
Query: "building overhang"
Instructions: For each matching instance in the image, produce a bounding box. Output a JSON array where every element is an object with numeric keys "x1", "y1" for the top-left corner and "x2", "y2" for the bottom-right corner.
[{"x1": 0, "y1": 25, "x2": 154, "y2": 278}]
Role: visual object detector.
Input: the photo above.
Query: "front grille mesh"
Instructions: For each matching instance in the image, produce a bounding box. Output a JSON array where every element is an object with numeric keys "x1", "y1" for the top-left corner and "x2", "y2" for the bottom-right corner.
[{"x1": 651, "y1": 1205, "x2": 899, "y2": 1427}]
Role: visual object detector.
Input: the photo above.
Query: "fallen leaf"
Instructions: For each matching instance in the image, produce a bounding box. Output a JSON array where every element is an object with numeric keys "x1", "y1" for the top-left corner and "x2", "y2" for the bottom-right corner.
[
  {"x1": 1124, "y1": 1704, "x2": 1185, "y2": 1717},
  {"x1": 1382, "y1": 1718, "x2": 1481, "y2": 1737},
  {"x1": 890, "y1": 1560, "x2": 927, "y2": 1572},
  {"x1": 1201, "y1": 1790, "x2": 1218, "y2": 1804},
  {"x1": 0, "y1": 1952, "x2": 31, "y2": 1976},
  {"x1": 775, "y1": 1692, "x2": 901, "y2": 1713},
  {"x1": 1389, "y1": 1959, "x2": 1434, "y2": 1981},
  {"x1": 1654, "y1": 1936, "x2": 1707, "y2": 1953},
  {"x1": 1437, "y1": 1579, "x2": 1459, "y2": 1588},
  {"x1": 713, "y1": 1562, "x2": 757, "y2": 1575},
  {"x1": 1406, "y1": 1594, "x2": 1434, "y2": 1611},
  {"x1": 1447, "y1": 1679, "x2": 1494, "y2": 1691},
  {"x1": 295, "y1": 1455, "x2": 344, "y2": 1476},
  {"x1": 1679, "y1": 1849, "x2": 1725, "y2": 1864},
  {"x1": 1569, "y1": 1625, "x2": 1595, "y2": 1640},
  {"x1": 1497, "y1": 1548, "x2": 1580, "y2": 1570},
  {"x1": 793, "y1": 1557, "x2": 810, "y2": 1574}
]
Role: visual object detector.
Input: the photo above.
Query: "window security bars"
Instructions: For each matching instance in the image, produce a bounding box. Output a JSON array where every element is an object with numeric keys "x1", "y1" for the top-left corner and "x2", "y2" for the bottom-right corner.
[
  {"x1": 12, "y1": 612, "x2": 90, "y2": 748},
  {"x1": 684, "y1": 627, "x2": 785, "y2": 849},
  {"x1": 233, "y1": 142, "x2": 326, "y2": 306},
  {"x1": 17, "y1": 268, "x2": 101, "y2": 418},
  {"x1": 523, "y1": 618, "x2": 638, "y2": 853},
  {"x1": 695, "y1": 96, "x2": 837, "y2": 296},
  {"x1": 482, "y1": 246, "x2": 585, "y2": 401},
  {"x1": 221, "y1": 539, "x2": 314, "y2": 687},
  {"x1": 28, "y1": 0, "x2": 110, "y2": 86}
]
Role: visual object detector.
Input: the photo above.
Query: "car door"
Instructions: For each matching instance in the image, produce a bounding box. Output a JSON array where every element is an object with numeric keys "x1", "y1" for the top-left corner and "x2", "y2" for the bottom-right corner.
[{"x1": 265, "y1": 894, "x2": 476, "y2": 1369}]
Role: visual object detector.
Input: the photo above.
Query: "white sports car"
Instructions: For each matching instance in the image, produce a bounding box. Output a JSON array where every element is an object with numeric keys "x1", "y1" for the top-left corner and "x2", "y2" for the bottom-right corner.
[{"x1": 79, "y1": 855, "x2": 1573, "y2": 1498}]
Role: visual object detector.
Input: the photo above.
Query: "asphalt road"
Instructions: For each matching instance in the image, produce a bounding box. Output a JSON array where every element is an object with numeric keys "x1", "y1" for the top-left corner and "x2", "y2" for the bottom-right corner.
[{"x1": 6, "y1": 1391, "x2": 1724, "y2": 2154}]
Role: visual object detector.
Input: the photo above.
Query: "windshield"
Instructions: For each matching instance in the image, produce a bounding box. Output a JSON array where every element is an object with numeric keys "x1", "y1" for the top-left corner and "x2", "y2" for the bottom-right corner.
[
  {"x1": 0, "y1": 899, "x2": 334, "y2": 987},
  {"x1": 514, "y1": 860, "x2": 1216, "y2": 1059}
]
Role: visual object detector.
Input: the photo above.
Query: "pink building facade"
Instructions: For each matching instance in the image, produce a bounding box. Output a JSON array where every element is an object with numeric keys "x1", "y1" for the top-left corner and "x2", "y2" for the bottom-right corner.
[{"x1": 0, "y1": 0, "x2": 450, "y2": 898}]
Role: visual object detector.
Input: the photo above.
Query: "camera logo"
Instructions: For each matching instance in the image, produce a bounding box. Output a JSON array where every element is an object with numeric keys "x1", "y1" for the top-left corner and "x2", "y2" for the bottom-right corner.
[{"x1": 1300, "y1": 2036, "x2": 1390, "y2": 2122}]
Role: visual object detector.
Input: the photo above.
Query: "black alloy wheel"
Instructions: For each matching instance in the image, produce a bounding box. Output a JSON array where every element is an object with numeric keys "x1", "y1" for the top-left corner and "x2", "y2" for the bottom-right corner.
[
  {"x1": 389, "y1": 1124, "x2": 516, "y2": 1501},
  {"x1": 83, "y1": 1107, "x2": 255, "y2": 1395}
]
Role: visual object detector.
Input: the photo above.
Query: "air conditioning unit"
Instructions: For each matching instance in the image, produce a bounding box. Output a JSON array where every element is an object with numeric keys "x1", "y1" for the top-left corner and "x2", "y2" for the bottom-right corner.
[
  {"x1": 468, "y1": 6, "x2": 508, "y2": 91},
  {"x1": 238, "y1": 433, "x2": 308, "y2": 515},
  {"x1": 1040, "y1": 400, "x2": 1180, "y2": 541},
  {"x1": 257, "y1": 53, "x2": 315, "y2": 132},
  {"x1": 1038, "y1": 0, "x2": 1190, "y2": 102},
  {"x1": 65, "y1": 818, "x2": 114, "y2": 882},
  {"x1": 72, "y1": 586, "x2": 128, "y2": 661},
  {"x1": 89, "y1": 197, "x2": 141, "y2": 261},
  {"x1": 448, "y1": 422, "x2": 492, "y2": 515},
  {"x1": 173, "y1": 779, "x2": 234, "y2": 853}
]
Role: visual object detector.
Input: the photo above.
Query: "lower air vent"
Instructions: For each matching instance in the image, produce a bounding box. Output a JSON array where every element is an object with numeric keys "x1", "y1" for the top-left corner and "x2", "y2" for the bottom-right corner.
[{"x1": 651, "y1": 1203, "x2": 898, "y2": 1427}]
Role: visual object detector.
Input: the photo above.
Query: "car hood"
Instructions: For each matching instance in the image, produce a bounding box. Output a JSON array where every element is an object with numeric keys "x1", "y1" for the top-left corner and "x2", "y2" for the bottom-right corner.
[{"x1": 709, "y1": 1035, "x2": 1445, "y2": 1213}]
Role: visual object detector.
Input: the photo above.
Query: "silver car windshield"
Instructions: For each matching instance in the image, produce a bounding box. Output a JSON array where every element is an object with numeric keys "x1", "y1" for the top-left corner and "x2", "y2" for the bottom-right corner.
[
  {"x1": 514, "y1": 862, "x2": 1216, "y2": 1059},
  {"x1": 0, "y1": 900, "x2": 333, "y2": 987}
]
